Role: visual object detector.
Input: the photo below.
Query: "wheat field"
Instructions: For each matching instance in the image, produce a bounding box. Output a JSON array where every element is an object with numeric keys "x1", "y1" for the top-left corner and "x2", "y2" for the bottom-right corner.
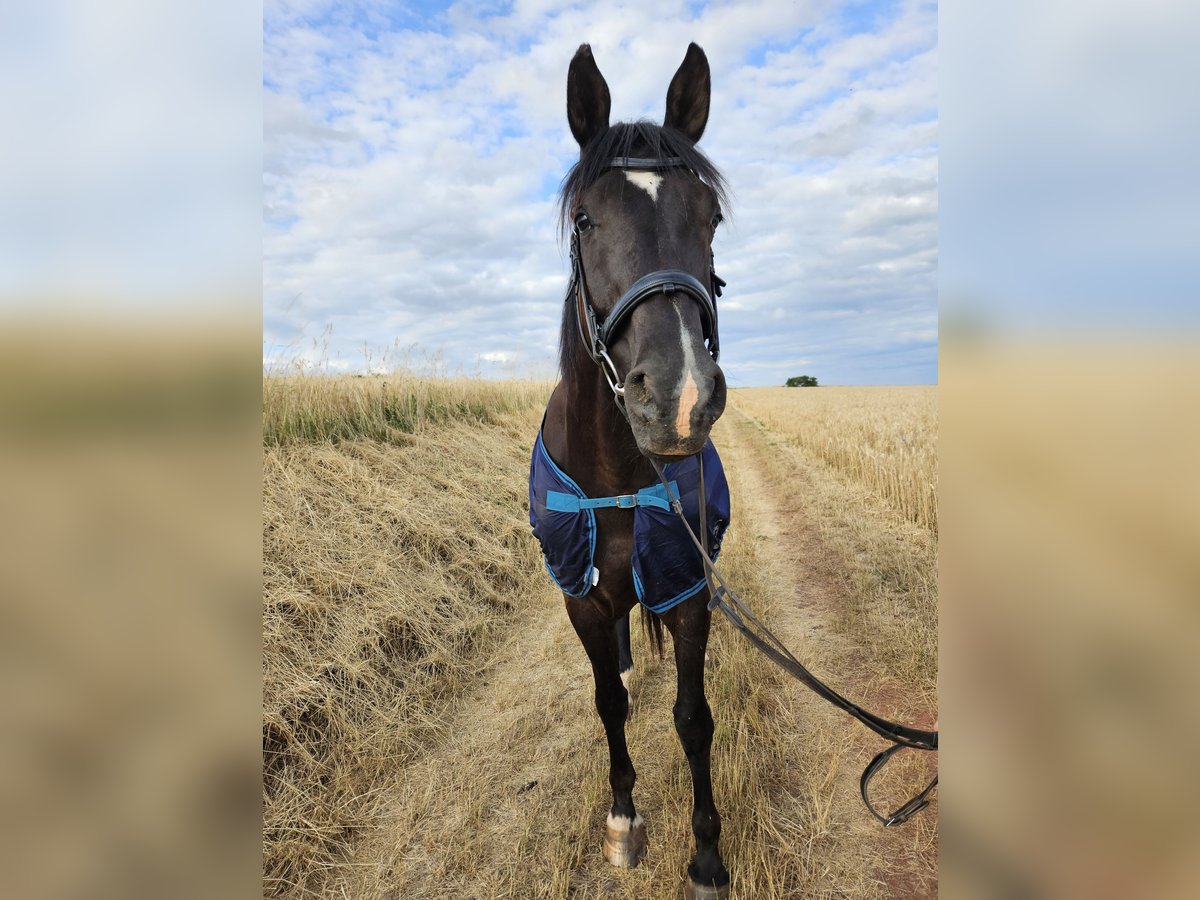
[
  {"x1": 262, "y1": 376, "x2": 938, "y2": 898},
  {"x1": 732, "y1": 387, "x2": 937, "y2": 534}
]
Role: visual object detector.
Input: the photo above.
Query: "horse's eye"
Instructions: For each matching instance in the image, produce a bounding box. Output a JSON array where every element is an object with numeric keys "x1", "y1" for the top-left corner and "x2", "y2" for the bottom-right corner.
[
  {"x1": 711, "y1": 212, "x2": 723, "y2": 230},
  {"x1": 574, "y1": 211, "x2": 594, "y2": 234}
]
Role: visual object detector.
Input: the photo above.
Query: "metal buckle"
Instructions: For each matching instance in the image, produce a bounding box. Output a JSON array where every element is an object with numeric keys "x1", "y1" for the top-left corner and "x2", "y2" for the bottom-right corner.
[
  {"x1": 596, "y1": 345, "x2": 625, "y2": 396},
  {"x1": 616, "y1": 494, "x2": 636, "y2": 509},
  {"x1": 884, "y1": 799, "x2": 929, "y2": 827}
]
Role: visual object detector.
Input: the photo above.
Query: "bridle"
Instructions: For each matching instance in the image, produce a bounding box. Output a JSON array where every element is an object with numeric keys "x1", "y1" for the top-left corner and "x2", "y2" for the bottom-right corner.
[
  {"x1": 568, "y1": 156, "x2": 726, "y2": 398},
  {"x1": 565, "y1": 153, "x2": 938, "y2": 828}
]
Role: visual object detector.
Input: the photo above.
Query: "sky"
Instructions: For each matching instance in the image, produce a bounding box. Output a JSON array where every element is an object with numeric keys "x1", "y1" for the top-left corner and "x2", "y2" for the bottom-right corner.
[{"x1": 263, "y1": 0, "x2": 938, "y2": 386}]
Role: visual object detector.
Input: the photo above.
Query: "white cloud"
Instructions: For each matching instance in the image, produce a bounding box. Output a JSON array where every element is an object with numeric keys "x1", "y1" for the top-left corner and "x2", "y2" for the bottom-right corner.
[{"x1": 264, "y1": 0, "x2": 938, "y2": 385}]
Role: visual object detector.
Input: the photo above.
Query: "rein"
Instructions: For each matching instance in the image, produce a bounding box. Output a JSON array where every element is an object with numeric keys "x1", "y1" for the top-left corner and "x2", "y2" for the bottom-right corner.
[{"x1": 569, "y1": 155, "x2": 938, "y2": 827}]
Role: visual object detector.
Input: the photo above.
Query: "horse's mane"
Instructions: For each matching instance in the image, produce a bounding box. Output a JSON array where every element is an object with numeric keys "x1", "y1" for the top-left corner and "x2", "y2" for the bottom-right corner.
[{"x1": 556, "y1": 121, "x2": 729, "y2": 379}]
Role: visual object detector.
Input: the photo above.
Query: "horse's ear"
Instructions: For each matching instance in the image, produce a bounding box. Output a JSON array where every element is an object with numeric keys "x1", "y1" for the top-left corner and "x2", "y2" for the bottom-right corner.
[
  {"x1": 664, "y1": 43, "x2": 711, "y2": 143},
  {"x1": 567, "y1": 44, "x2": 611, "y2": 149}
]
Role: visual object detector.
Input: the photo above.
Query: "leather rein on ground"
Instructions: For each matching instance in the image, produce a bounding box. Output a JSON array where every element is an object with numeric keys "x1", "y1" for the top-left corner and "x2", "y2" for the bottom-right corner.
[{"x1": 567, "y1": 155, "x2": 938, "y2": 827}]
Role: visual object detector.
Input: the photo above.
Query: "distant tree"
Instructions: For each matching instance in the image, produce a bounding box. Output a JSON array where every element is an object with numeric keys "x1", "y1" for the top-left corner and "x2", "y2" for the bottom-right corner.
[{"x1": 785, "y1": 375, "x2": 819, "y2": 387}]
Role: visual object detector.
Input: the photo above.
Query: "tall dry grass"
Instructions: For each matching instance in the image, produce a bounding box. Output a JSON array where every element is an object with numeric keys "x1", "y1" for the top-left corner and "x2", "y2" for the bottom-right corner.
[
  {"x1": 262, "y1": 374, "x2": 550, "y2": 896},
  {"x1": 731, "y1": 387, "x2": 937, "y2": 534},
  {"x1": 263, "y1": 373, "x2": 552, "y2": 446}
]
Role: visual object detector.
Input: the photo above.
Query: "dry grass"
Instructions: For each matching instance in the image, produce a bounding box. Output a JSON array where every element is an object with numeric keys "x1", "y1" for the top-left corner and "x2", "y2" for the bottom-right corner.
[
  {"x1": 263, "y1": 373, "x2": 552, "y2": 446},
  {"x1": 262, "y1": 375, "x2": 937, "y2": 898},
  {"x1": 728, "y1": 388, "x2": 938, "y2": 692},
  {"x1": 262, "y1": 374, "x2": 550, "y2": 895},
  {"x1": 731, "y1": 387, "x2": 937, "y2": 534}
]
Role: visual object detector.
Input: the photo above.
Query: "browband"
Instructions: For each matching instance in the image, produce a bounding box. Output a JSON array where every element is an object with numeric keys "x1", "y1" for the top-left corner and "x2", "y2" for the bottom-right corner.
[{"x1": 606, "y1": 156, "x2": 687, "y2": 170}]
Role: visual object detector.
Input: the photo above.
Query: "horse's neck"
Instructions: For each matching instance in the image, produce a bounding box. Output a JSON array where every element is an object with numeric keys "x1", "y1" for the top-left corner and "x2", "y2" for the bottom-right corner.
[{"x1": 544, "y1": 367, "x2": 654, "y2": 497}]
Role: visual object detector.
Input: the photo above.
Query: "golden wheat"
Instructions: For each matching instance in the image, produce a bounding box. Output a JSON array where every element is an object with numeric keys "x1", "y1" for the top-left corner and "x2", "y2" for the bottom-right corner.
[{"x1": 729, "y1": 387, "x2": 937, "y2": 534}]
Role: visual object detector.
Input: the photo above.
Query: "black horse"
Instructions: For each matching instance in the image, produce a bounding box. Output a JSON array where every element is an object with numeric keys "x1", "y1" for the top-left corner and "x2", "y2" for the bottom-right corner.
[{"x1": 532, "y1": 43, "x2": 733, "y2": 898}]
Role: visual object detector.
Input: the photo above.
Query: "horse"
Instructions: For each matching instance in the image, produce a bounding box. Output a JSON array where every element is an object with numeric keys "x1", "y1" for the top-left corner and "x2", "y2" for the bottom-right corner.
[{"x1": 529, "y1": 43, "x2": 734, "y2": 899}]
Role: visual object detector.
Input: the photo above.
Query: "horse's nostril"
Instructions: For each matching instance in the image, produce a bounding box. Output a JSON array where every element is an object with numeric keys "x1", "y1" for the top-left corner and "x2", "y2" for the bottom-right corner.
[{"x1": 625, "y1": 369, "x2": 650, "y2": 400}]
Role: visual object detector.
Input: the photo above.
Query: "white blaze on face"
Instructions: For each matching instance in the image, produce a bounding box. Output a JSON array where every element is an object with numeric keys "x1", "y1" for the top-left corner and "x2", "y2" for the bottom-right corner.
[
  {"x1": 673, "y1": 299, "x2": 703, "y2": 438},
  {"x1": 624, "y1": 170, "x2": 663, "y2": 201}
]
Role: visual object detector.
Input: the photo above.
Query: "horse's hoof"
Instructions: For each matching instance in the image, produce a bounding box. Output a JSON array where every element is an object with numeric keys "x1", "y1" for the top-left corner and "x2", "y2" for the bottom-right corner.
[
  {"x1": 684, "y1": 876, "x2": 730, "y2": 899},
  {"x1": 602, "y1": 814, "x2": 647, "y2": 868}
]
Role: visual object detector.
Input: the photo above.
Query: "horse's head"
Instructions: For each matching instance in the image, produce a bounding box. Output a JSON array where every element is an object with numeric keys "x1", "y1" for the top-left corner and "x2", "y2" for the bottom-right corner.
[{"x1": 562, "y1": 43, "x2": 728, "y2": 460}]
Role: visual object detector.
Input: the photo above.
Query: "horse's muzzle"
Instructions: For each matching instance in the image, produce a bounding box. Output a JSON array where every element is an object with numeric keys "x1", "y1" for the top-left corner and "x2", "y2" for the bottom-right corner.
[{"x1": 624, "y1": 364, "x2": 726, "y2": 457}]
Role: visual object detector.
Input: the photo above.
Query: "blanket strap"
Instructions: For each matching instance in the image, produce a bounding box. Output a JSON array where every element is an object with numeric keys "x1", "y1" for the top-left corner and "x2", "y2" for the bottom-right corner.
[{"x1": 546, "y1": 483, "x2": 677, "y2": 514}]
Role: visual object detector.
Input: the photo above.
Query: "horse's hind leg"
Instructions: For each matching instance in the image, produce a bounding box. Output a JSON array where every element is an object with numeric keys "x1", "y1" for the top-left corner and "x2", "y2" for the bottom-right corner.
[
  {"x1": 614, "y1": 612, "x2": 633, "y2": 686},
  {"x1": 665, "y1": 601, "x2": 730, "y2": 898},
  {"x1": 614, "y1": 613, "x2": 634, "y2": 718},
  {"x1": 567, "y1": 602, "x2": 646, "y2": 867}
]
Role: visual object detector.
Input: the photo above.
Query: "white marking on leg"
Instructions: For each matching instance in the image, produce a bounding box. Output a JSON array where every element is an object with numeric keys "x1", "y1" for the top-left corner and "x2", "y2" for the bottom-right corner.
[
  {"x1": 624, "y1": 170, "x2": 663, "y2": 201},
  {"x1": 673, "y1": 300, "x2": 703, "y2": 438},
  {"x1": 607, "y1": 812, "x2": 645, "y2": 832},
  {"x1": 620, "y1": 669, "x2": 632, "y2": 692}
]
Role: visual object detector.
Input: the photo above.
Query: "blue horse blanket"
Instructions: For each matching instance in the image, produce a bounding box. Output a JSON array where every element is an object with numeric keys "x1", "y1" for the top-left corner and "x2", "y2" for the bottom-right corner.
[{"x1": 528, "y1": 430, "x2": 731, "y2": 614}]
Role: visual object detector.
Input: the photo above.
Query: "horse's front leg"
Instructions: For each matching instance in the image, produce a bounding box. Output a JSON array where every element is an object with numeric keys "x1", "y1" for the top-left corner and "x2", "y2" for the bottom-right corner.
[
  {"x1": 666, "y1": 600, "x2": 730, "y2": 898},
  {"x1": 566, "y1": 599, "x2": 646, "y2": 868}
]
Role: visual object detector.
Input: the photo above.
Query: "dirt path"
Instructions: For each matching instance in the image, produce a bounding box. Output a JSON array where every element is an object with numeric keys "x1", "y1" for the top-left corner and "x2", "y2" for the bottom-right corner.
[{"x1": 327, "y1": 408, "x2": 936, "y2": 899}]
